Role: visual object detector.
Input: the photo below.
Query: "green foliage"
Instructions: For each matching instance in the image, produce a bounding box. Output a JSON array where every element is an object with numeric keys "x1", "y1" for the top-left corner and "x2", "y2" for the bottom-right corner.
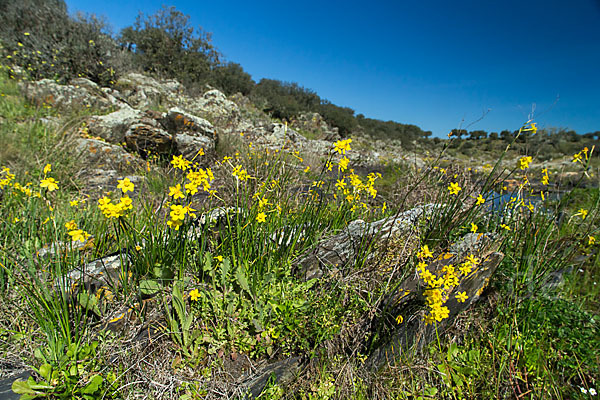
[
  {"x1": 118, "y1": 6, "x2": 220, "y2": 88},
  {"x1": 212, "y1": 61, "x2": 255, "y2": 96},
  {"x1": 0, "y1": 0, "x2": 121, "y2": 85}
]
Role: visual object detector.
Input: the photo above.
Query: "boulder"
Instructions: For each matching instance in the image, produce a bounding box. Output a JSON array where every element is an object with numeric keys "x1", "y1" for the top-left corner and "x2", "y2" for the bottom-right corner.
[
  {"x1": 114, "y1": 73, "x2": 183, "y2": 110},
  {"x1": 294, "y1": 204, "x2": 438, "y2": 280},
  {"x1": 75, "y1": 138, "x2": 141, "y2": 171},
  {"x1": 19, "y1": 78, "x2": 116, "y2": 112},
  {"x1": 125, "y1": 123, "x2": 174, "y2": 158},
  {"x1": 180, "y1": 88, "x2": 240, "y2": 126},
  {"x1": 87, "y1": 107, "x2": 144, "y2": 143},
  {"x1": 162, "y1": 107, "x2": 217, "y2": 160}
]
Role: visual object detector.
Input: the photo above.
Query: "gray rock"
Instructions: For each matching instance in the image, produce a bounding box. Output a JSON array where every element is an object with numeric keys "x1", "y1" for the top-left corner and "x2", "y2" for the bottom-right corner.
[
  {"x1": 125, "y1": 123, "x2": 174, "y2": 158},
  {"x1": 19, "y1": 79, "x2": 115, "y2": 112},
  {"x1": 238, "y1": 357, "x2": 301, "y2": 399},
  {"x1": 87, "y1": 107, "x2": 144, "y2": 143},
  {"x1": 114, "y1": 73, "x2": 183, "y2": 110},
  {"x1": 367, "y1": 243, "x2": 503, "y2": 369},
  {"x1": 75, "y1": 138, "x2": 141, "y2": 171},
  {"x1": 163, "y1": 107, "x2": 216, "y2": 160},
  {"x1": 295, "y1": 204, "x2": 439, "y2": 280},
  {"x1": 59, "y1": 254, "x2": 124, "y2": 293}
]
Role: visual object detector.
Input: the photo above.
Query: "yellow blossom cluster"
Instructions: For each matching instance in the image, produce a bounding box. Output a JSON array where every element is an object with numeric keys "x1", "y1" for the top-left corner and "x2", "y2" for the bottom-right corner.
[
  {"x1": 167, "y1": 203, "x2": 196, "y2": 230},
  {"x1": 572, "y1": 146, "x2": 593, "y2": 165},
  {"x1": 185, "y1": 167, "x2": 214, "y2": 195},
  {"x1": 333, "y1": 139, "x2": 352, "y2": 155},
  {"x1": 98, "y1": 178, "x2": 134, "y2": 218},
  {"x1": 416, "y1": 246, "x2": 476, "y2": 324},
  {"x1": 64, "y1": 220, "x2": 91, "y2": 243}
]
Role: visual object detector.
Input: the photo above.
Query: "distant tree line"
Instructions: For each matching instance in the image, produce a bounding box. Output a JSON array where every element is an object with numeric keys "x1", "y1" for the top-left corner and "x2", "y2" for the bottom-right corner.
[{"x1": 0, "y1": 0, "x2": 596, "y2": 149}]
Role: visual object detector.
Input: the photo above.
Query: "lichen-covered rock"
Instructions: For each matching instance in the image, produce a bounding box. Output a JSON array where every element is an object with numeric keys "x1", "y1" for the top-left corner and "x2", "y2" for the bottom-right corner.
[
  {"x1": 295, "y1": 204, "x2": 438, "y2": 280},
  {"x1": 162, "y1": 107, "x2": 217, "y2": 160},
  {"x1": 125, "y1": 123, "x2": 174, "y2": 158},
  {"x1": 75, "y1": 138, "x2": 141, "y2": 171},
  {"x1": 19, "y1": 78, "x2": 116, "y2": 111},
  {"x1": 180, "y1": 88, "x2": 240, "y2": 126},
  {"x1": 87, "y1": 107, "x2": 144, "y2": 143},
  {"x1": 114, "y1": 73, "x2": 183, "y2": 110},
  {"x1": 366, "y1": 236, "x2": 503, "y2": 369}
]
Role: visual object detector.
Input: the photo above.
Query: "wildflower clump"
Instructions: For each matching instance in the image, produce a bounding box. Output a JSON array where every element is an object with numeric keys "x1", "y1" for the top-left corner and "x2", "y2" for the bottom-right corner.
[{"x1": 416, "y1": 245, "x2": 480, "y2": 324}]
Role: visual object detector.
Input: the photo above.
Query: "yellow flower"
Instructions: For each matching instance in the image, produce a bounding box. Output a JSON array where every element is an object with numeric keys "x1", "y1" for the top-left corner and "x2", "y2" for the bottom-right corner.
[
  {"x1": 448, "y1": 182, "x2": 461, "y2": 195},
  {"x1": 70, "y1": 200, "x2": 79, "y2": 207},
  {"x1": 338, "y1": 156, "x2": 350, "y2": 172},
  {"x1": 40, "y1": 177, "x2": 59, "y2": 191},
  {"x1": 304, "y1": 166, "x2": 310, "y2": 173},
  {"x1": 470, "y1": 223, "x2": 478, "y2": 233},
  {"x1": 417, "y1": 245, "x2": 434, "y2": 259},
  {"x1": 335, "y1": 179, "x2": 347, "y2": 191},
  {"x1": 395, "y1": 315, "x2": 403, "y2": 324},
  {"x1": 68, "y1": 229, "x2": 90, "y2": 243},
  {"x1": 167, "y1": 218, "x2": 183, "y2": 230},
  {"x1": 171, "y1": 155, "x2": 190, "y2": 170},
  {"x1": 169, "y1": 184, "x2": 185, "y2": 199},
  {"x1": 518, "y1": 156, "x2": 533, "y2": 170},
  {"x1": 216, "y1": 255, "x2": 223, "y2": 262},
  {"x1": 588, "y1": 236, "x2": 596, "y2": 246},
  {"x1": 117, "y1": 178, "x2": 134, "y2": 194},
  {"x1": 476, "y1": 194, "x2": 485, "y2": 206},
  {"x1": 170, "y1": 204, "x2": 186, "y2": 221},
  {"x1": 43, "y1": 163, "x2": 51, "y2": 175},
  {"x1": 333, "y1": 139, "x2": 352, "y2": 155},
  {"x1": 455, "y1": 291, "x2": 468, "y2": 303},
  {"x1": 256, "y1": 212, "x2": 266, "y2": 223},
  {"x1": 65, "y1": 220, "x2": 77, "y2": 230},
  {"x1": 189, "y1": 289, "x2": 200, "y2": 301},
  {"x1": 500, "y1": 223, "x2": 511, "y2": 231},
  {"x1": 576, "y1": 208, "x2": 588, "y2": 220},
  {"x1": 184, "y1": 204, "x2": 197, "y2": 219}
]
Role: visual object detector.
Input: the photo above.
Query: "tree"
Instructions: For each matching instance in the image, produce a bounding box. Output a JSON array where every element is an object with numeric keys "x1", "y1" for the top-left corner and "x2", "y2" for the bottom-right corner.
[
  {"x1": 119, "y1": 6, "x2": 220, "y2": 87},
  {"x1": 212, "y1": 62, "x2": 254, "y2": 95}
]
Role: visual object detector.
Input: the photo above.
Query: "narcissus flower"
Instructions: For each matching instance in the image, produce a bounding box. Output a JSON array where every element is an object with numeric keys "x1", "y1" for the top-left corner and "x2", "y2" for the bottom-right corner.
[
  {"x1": 476, "y1": 194, "x2": 485, "y2": 205},
  {"x1": 256, "y1": 212, "x2": 266, "y2": 223},
  {"x1": 518, "y1": 156, "x2": 533, "y2": 170},
  {"x1": 68, "y1": 229, "x2": 90, "y2": 243},
  {"x1": 117, "y1": 178, "x2": 134, "y2": 194},
  {"x1": 455, "y1": 291, "x2": 468, "y2": 302},
  {"x1": 40, "y1": 177, "x2": 59, "y2": 191},
  {"x1": 448, "y1": 182, "x2": 461, "y2": 195},
  {"x1": 333, "y1": 139, "x2": 352, "y2": 155}
]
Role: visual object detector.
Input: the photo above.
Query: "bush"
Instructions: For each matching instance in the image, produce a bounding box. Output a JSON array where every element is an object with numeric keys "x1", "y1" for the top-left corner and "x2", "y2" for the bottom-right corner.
[
  {"x1": 118, "y1": 6, "x2": 220, "y2": 88},
  {"x1": 0, "y1": 0, "x2": 121, "y2": 86},
  {"x1": 211, "y1": 62, "x2": 255, "y2": 96}
]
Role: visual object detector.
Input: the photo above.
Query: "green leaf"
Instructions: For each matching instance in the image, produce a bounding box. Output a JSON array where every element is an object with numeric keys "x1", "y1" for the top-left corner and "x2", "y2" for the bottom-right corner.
[
  {"x1": 38, "y1": 363, "x2": 53, "y2": 382},
  {"x1": 11, "y1": 380, "x2": 36, "y2": 395},
  {"x1": 140, "y1": 279, "x2": 162, "y2": 296},
  {"x1": 82, "y1": 374, "x2": 103, "y2": 394},
  {"x1": 77, "y1": 291, "x2": 101, "y2": 316},
  {"x1": 235, "y1": 266, "x2": 251, "y2": 295}
]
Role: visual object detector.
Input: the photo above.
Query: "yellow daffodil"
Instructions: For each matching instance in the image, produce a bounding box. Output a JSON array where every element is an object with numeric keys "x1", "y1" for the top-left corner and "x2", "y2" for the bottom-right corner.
[
  {"x1": 256, "y1": 212, "x2": 266, "y2": 223},
  {"x1": 455, "y1": 291, "x2": 468, "y2": 303},
  {"x1": 40, "y1": 177, "x2": 59, "y2": 191},
  {"x1": 117, "y1": 178, "x2": 134, "y2": 194},
  {"x1": 518, "y1": 156, "x2": 532, "y2": 170},
  {"x1": 448, "y1": 182, "x2": 461, "y2": 195}
]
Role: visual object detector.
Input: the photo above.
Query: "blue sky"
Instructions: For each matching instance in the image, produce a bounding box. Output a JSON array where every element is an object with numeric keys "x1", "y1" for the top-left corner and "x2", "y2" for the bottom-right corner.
[{"x1": 65, "y1": 0, "x2": 600, "y2": 137}]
